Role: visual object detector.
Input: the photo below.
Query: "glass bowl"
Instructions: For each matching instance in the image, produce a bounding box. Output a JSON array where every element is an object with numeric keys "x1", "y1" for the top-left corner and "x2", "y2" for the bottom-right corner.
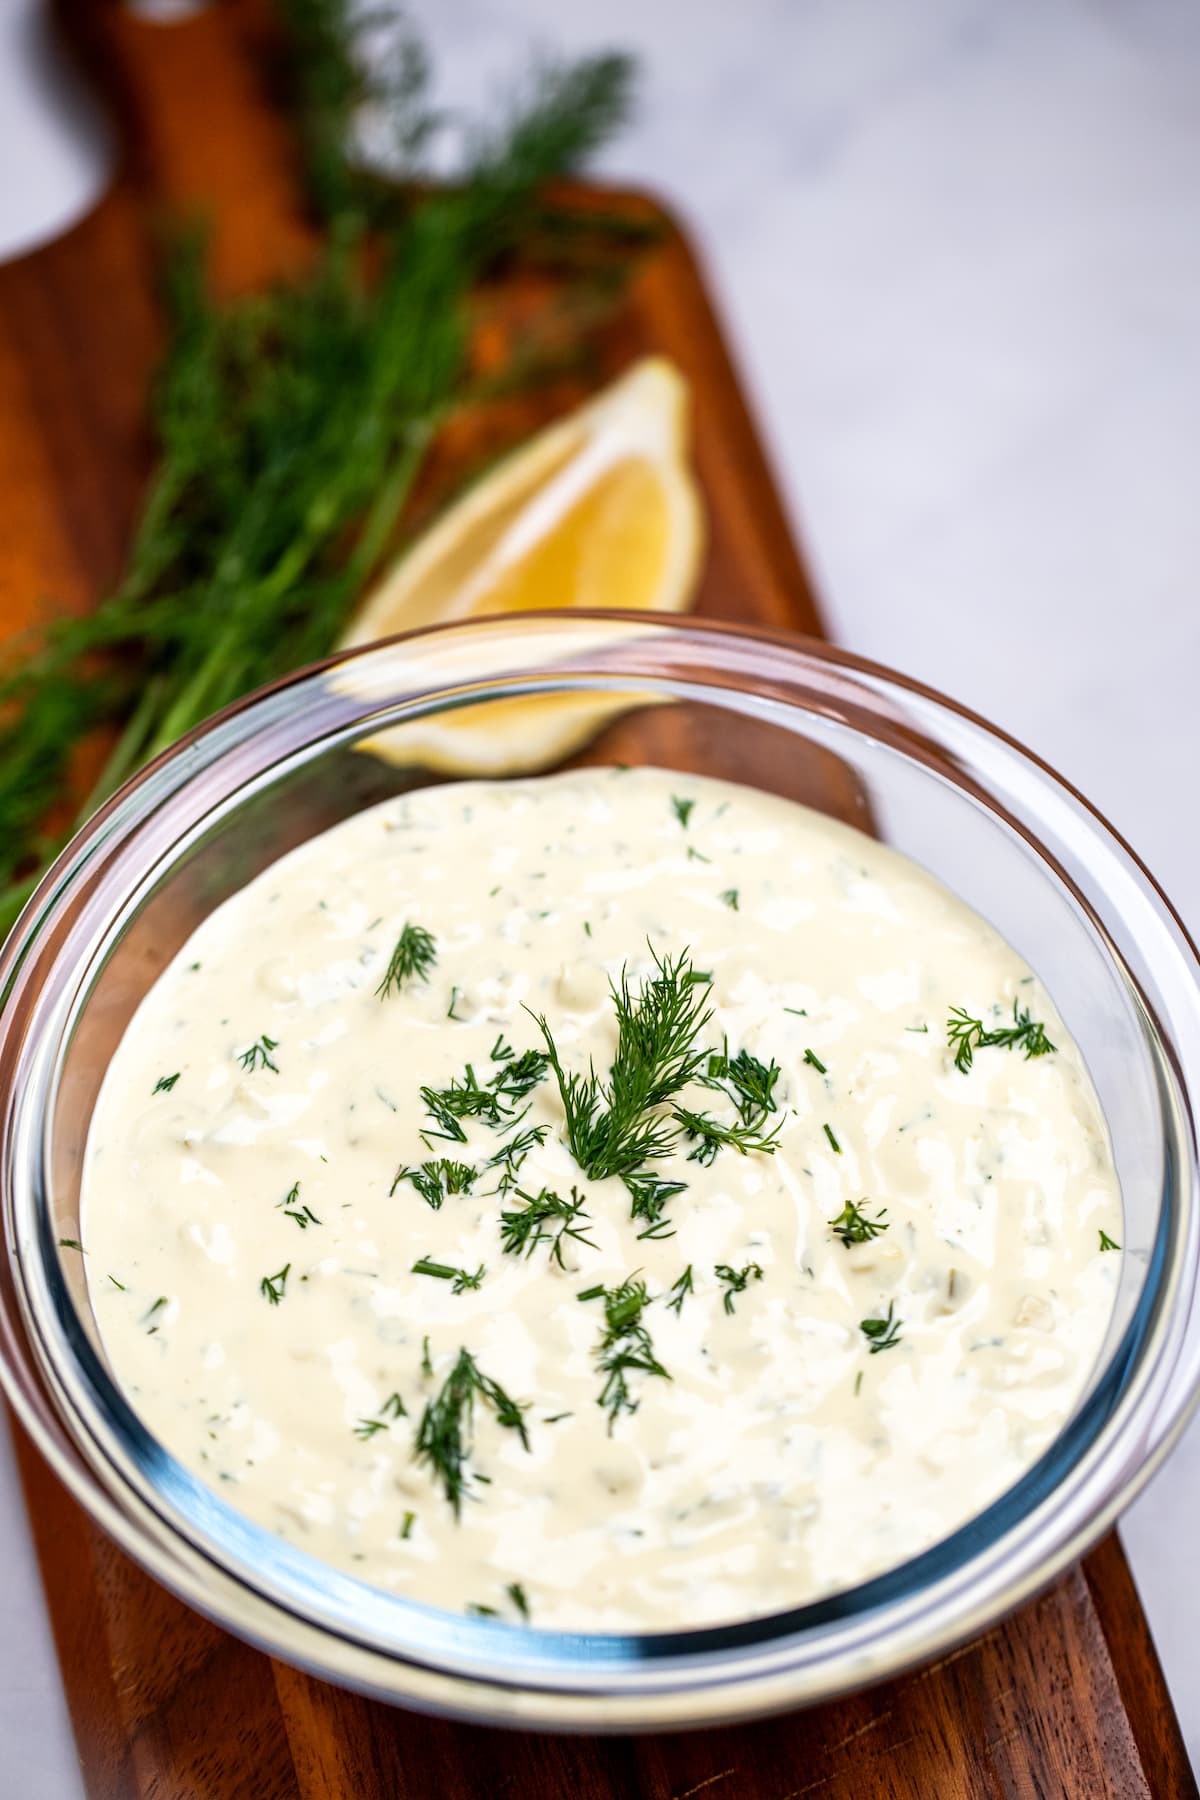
[{"x1": 2, "y1": 611, "x2": 1200, "y2": 1732}]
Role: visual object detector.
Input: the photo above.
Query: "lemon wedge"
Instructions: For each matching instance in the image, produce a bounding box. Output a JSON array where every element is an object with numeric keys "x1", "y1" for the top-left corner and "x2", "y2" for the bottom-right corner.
[{"x1": 338, "y1": 356, "x2": 703, "y2": 774}]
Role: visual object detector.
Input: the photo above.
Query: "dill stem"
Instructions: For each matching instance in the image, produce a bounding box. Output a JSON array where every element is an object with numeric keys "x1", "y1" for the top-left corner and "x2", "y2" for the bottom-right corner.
[
  {"x1": 74, "y1": 673, "x2": 169, "y2": 824},
  {"x1": 344, "y1": 424, "x2": 434, "y2": 588},
  {"x1": 141, "y1": 429, "x2": 431, "y2": 764},
  {"x1": 141, "y1": 594, "x2": 245, "y2": 761}
]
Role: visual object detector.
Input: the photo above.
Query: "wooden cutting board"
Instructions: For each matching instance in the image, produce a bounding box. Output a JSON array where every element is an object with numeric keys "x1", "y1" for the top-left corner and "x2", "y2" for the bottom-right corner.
[{"x1": 1, "y1": 3, "x2": 1194, "y2": 1795}]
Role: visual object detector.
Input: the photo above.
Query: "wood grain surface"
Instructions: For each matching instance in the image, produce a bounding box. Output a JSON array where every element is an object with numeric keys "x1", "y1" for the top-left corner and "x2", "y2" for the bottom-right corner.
[{"x1": 1, "y1": 3, "x2": 1194, "y2": 1796}]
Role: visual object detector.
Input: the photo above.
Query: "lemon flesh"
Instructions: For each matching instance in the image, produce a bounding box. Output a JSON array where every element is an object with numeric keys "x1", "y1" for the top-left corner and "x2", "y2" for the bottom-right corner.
[{"x1": 338, "y1": 356, "x2": 703, "y2": 774}]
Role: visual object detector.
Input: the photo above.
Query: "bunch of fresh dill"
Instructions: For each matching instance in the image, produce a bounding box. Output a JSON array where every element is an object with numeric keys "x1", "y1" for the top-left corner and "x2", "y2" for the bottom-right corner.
[{"x1": 0, "y1": 0, "x2": 635, "y2": 935}]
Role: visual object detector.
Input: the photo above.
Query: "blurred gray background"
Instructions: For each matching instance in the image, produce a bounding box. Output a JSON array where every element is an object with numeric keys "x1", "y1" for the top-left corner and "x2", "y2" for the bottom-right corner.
[{"x1": 2, "y1": 0, "x2": 1199, "y2": 1789}]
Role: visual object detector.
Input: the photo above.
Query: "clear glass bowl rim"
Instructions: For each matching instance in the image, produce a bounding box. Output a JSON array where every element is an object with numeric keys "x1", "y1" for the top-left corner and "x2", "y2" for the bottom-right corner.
[{"x1": 2, "y1": 609, "x2": 1200, "y2": 1731}]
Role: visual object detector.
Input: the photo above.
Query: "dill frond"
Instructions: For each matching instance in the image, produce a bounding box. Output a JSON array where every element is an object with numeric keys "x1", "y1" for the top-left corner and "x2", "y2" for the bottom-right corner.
[
  {"x1": 860, "y1": 1301, "x2": 902, "y2": 1354},
  {"x1": 376, "y1": 922, "x2": 436, "y2": 996},
  {"x1": 580, "y1": 1277, "x2": 670, "y2": 1430},
  {"x1": 664, "y1": 1265, "x2": 693, "y2": 1316},
  {"x1": 947, "y1": 1002, "x2": 1056, "y2": 1073},
  {"x1": 414, "y1": 1346, "x2": 530, "y2": 1513},
  {"x1": 714, "y1": 1262, "x2": 763, "y2": 1314},
  {"x1": 828, "y1": 1200, "x2": 888, "y2": 1247},
  {"x1": 498, "y1": 1184, "x2": 594, "y2": 1266},
  {"x1": 390, "y1": 1158, "x2": 477, "y2": 1208},
  {"x1": 0, "y1": 12, "x2": 636, "y2": 939},
  {"x1": 672, "y1": 1104, "x2": 783, "y2": 1167}
]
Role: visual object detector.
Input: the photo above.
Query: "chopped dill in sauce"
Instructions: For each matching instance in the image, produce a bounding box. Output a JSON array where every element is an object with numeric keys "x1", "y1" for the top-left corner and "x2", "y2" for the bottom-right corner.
[
  {"x1": 828, "y1": 1201, "x2": 888, "y2": 1247},
  {"x1": 946, "y1": 1002, "x2": 1056, "y2": 1074},
  {"x1": 499, "y1": 1185, "x2": 594, "y2": 1265},
  {"x1": 238, "y1": 1034, "x2": 279, "y2": 1074},
  {"x1": 715, "y1": 1262, "x2": 763, "y2": 1314},
  {"x1": 507, "y1": 1581, "x2": 530, "y2": 1620},
  {"x1": 674, "y1": 1104, "x2": 782, "y2": 1166},
  {"x1": 415, "y1": 1347, "x2": 530, "y2": 1514},
  {"x1": 391, "y1": 1160, "x2": 478, "y2": 1209},
  {"x1": 665, "y1": 1265, "x2": 694, "y2": 1315},
  {"x1": 259, "y1": 1264, "x2": 290, "y2": 1305},
  {"x1": 377, "y1": 922, "x2": 436, "y2": 998},
  {"x1": 412, "y1": 1255, "x2": 486, "y2": 1293},
  {"x1": 860, "y1": 1302, "x2": 902, "y2": 1354},
  {"x1": 580, "y1": 1278, "x2": 670, "y2": 1429}
]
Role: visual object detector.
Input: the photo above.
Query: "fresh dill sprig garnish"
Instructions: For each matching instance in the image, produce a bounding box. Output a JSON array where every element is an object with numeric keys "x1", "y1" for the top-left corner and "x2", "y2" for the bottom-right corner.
[
  {"x1": 823, "y1": 1123, "x2": 842, "y2": 1154},
  {"x1": 354, "y1": 1416, "x2": 388, "y2": 1439},
  {"x1": 414, "y1": 1346, "x2": 530, "y2": 1514},
  {"x1": 420, "y1": 1057, "x2": 540, "y2": 1146},
  {"x1": 488, "y1": 1048, "x2": 550, "y2": 1106},
  {"x1": 419, "y1": 1065, "x2": 507, "y2": 1143},
  {"x1": 670, "y1": 795, "x2": 695, "y2": 828},
  {"x1": 860, "y1": 1301, "x2": 902, "y2": 1354},
  {"x1": 486, "y1": 1123, "x2": 549, "y2": 1195},
  {"x1": 665, "y1": 1265, "x2": 694, "y2": 1316},
  {"x1": 700, "y1": 1043, "x2": 781, "y2": 1127},
  {"x1": 828, "y1": 1200, "x2": 889, "y2": 1247},
  {"x1": 376, "y1": 922, "x2": 436, "y2": 997},
  {"x1": 153, "y1": 1072, "x2": 181, "y2": 1094},
  {"x1": 1099, "y1": 1229, "x2": 1121, "y2": 1251},
  {"x1": 507, "y1": 1581, "x2": 531, "y2": 1621},
  {"x1": 58, "y1": 1237, "x2": 83, "y2": 1252},
  {"x1": 390, "y1": 1158, "x2": 478, "y2": 1209},
  {"x1": 490, "y1": 1035, "x2": 515, "y2": 1062},
  {"x1": 803, "y1": 1048, "x2": 827, "y2": 1074},
  {"x1": 636, "y1": 1218, "x2": 676, "y2": 1241},
  {"x1": 259, "y1": 1263, "x2": 290, "y2": 1305},
  {"x1": 719, "y1": 888, "x2": 739, "y2": 910},
  {"x1": 531, "y1": 944, "x2": 712, "y2": 1183},
  {"x1": 0, "y1": 8, "x2": 636, "y2": 938},
  {"x1": 580, "y1": 1277, "x2": 670, "y2": 1430},
  {"x1": 715, "y1": 1262, "x2": 763, "y2": 1314},
  {"x1": 672, "y1": 1104, "x2": 783, "y2": 1167},
  {"x1": 278, "y1": 1179, "x2": 321, "y2": 1228},
  {"x1": 624, "y1": 1170, "x2": 686, "y2": 1231},
  {"x1": 499, "y1": 1185, "x2": 595, "y2": 1266},
  {"x1": 467, "y1": 1603, "x2": 498, "y2": 1617},
  {"x1": 238, "y1": 1034, "x2": 279, "y2": 1074},
  {"x1": 412, "y1": 1256, "x2": 486, "y2": 1293},
  {"x1": 400, "y1": 1510, "x2": 417, "y2": 1539},
  {"x1": 946, "y1": 1002, "x2": 1057, "y2": 1073}
]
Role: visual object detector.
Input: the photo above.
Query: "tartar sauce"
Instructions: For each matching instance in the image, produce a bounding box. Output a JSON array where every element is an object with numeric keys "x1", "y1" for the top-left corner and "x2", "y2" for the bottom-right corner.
[{"x1": 80, "y1": 766, "x2": 1121, "y2": 1631}]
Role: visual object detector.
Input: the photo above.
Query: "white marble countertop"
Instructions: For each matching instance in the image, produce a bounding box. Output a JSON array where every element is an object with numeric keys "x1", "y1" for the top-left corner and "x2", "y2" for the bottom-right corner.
[{"x1": 4, "y1": 0, "x2": 1200, "y2": 1789}]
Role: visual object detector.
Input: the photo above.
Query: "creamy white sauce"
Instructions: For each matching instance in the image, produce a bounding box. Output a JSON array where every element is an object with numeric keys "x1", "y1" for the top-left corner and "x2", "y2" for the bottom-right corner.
[{"x1": 80, "y1": 767, "x2": 1121, "y2": 1631}]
